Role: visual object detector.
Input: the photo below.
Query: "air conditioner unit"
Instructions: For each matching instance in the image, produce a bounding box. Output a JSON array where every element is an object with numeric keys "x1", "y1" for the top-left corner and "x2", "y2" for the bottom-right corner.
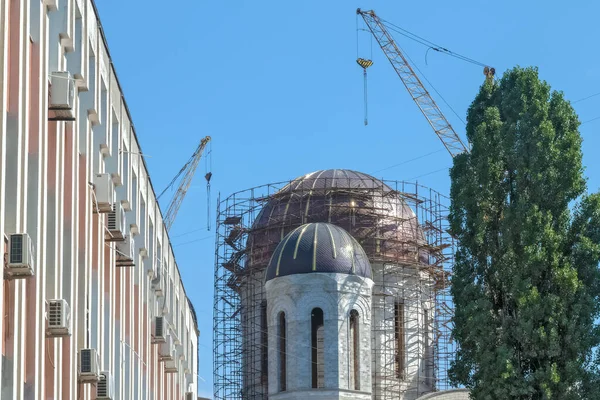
[
  {"x1": 78, "y1": 348, "x2": 100, "y2": 382},
  {"x1": 111, "y1": 172, "x2": 122, "y2": 187},
  {"x1": 88, "y1": 109, "x2": 100, "y2": 126},
  {"x1": 49, "y1": 71, "x2": 75, "y2": 120},
  {"x1": 115, "y1": 236, "x2": 135, "y2": 268},
  {"x1": 181, "y1": 353, "x2": 190, "y2": 373},
  {"x1": 97, "y1": 371, "x2": 114, "y2": 399},
  {"x1": 106, "y1": 203, "x2": 125, "y2": 241},
  {"x1": 155, "y1": 280, "x2": 165, "y2": 297},
  {"x1": 93, "y1": 174, "x2": 115, "y2": 213},
  {"x1": 152, "y1": 316, "x2": 166, "y2": 343},
  {"x1": 47, "y1": 299, "x2": 71, "y2": 337},
  {"x1": 164, "y1": 351, "x2": 179, "y2": 373},
  {"x1": 99, "y1": 143, "x2": 110, "y2": 157},
  {"x1": 42, "y1": 0, "x2": 58, "y2": 11},
  {"x1": 148, "y1": 258, "x2": 159, "y2": 279},
  {"x1": 121, "y1": 199, "x2": 131, "y2": 212},
  {"x1": 185, "y1": 393, "x2": 194, "y2": 400},
  {"x1": 175, "y1": 341, "x2": 185, "y2": 357},
  {"x1": 151, "y1": 266, "x2": 164, "y2": 297},
  {"x1": 159, "y1": 335, "x2": 174, "y2": 361},
  {"x1": 6, "y1": 233, "x2": 35, "y2": 278}
]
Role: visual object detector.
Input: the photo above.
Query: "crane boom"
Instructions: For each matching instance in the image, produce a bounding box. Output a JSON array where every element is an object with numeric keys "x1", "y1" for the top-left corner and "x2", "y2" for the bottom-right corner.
[
  {"x1": 357, "y1": 9, "x2": 469, "y2": 157},
  {"x1": 159, "y1": 136, "x2": 211, "y2": 231}
]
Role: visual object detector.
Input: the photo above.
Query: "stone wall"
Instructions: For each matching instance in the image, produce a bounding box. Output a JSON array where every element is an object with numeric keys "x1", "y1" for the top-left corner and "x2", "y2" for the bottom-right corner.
[{"x1": 266, "y1": 272, "x2": 373, "y2": 400}]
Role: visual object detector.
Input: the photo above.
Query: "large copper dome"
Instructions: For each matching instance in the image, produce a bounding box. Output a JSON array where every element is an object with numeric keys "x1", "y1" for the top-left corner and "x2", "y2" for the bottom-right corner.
[{"x1": 245, "y1": 169, "x2": 427, "y2": 269}]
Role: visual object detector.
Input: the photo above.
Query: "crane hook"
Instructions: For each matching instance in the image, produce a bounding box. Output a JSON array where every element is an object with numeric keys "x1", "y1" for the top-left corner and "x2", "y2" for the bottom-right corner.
[
  {"x1": 205, "y1": 172, "x2": 212, "y2": 231},
  {"x1": 357, "y1": 58, "x2": 373, "y2": 126}
]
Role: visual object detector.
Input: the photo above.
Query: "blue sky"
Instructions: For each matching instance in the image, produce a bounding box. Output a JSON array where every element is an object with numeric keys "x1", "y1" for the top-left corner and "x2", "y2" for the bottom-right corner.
[{"x1": 96, "y1": 1, "x2": 600, "y2": 397}]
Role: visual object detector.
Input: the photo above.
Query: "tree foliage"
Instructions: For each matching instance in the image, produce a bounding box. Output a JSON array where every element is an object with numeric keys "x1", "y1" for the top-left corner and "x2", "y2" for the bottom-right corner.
[{"x1": 449, "y1": 66, "x2": 600, "y2": 399}]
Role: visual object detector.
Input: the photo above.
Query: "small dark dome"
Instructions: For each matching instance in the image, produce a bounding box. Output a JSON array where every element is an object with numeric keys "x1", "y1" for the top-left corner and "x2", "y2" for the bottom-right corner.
[{"x1": 265, "y1": 222, "x2": 372, "y2": 282}]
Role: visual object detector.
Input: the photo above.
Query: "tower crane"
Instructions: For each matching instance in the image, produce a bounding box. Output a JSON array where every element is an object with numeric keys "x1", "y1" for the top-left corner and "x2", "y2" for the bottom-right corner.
[
  {"x1": 157, "y1": 136, "x2": 212, "y2": 231},
  {"x1": 356, "y1": 9, "x2": 494, "y2": 157}
]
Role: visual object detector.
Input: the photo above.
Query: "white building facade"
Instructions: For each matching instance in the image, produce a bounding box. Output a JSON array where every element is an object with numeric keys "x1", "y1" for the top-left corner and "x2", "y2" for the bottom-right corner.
[
  {"x1": 0, "y1": 0, "x2": 199, "y2": 399},
  {"x1": 265, "y1": 223, "x2": 374, "y2": 400}
]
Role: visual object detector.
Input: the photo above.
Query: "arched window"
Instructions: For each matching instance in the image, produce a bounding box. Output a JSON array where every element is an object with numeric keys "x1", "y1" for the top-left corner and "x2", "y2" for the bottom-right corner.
[
  {"x1": 349, "y1": 310, "x2": 360, "y2": 390},
  {"x1": 311, "y1": 308, "x2": 325, "y2": 388},
  {"x1": 423, "y1": 307, "x2": 433, "y2": 387},
  {"x1": 278, "y1": 312, "x2": 287, "y2": 391},
  {"x1": 261, "y1": 300, "x2": 268, "y2": 386},
  {"x1": 395, "y1": 301, "x2": 405, "y2": 379}
]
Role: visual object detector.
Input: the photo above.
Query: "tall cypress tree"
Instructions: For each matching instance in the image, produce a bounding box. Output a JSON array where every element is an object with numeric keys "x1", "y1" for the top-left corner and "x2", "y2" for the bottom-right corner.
[{"x1": 449, "y1": 66, "x2": 600, "y2": 399}]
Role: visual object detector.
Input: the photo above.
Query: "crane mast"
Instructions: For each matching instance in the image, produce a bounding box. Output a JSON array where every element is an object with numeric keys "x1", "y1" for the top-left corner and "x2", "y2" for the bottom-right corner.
[
  {"x1": 357, "y1": 9, "x2": 469, "y2": 157},
  {"x1": 159, "y1": 136, "x2": 211, "y2": 231}
]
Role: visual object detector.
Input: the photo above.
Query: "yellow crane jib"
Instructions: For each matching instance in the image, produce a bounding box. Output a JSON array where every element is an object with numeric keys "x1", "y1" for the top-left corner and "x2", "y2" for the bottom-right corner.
[
  {"x1": 357, "y1": 8, "x2": 469, "y2": 157},
  {"x1": 159, "y1": 136, "x2": 212, "y2": 232}
]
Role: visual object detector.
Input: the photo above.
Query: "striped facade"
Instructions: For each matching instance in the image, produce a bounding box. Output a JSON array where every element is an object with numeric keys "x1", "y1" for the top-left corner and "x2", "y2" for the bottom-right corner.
[{"x1": 0, "y1": 0, "x2": 199, "y2": 399}]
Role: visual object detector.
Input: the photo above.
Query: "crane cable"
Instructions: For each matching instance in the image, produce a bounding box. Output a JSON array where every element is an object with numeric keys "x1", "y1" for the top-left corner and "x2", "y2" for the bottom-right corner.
[
  {"x1": 205, "y1": 141, "x2": 212, "y2": 231},
  {"x1": 157, "y1": 137, "x2": 212, "y2": 232},
  {"x1": 357, "y1": 14, "x2": 492, "y2": 128},
  {"x1": 157, "y1": 144, "x2": 203, "y2": 201},
  {"x1": 399, "y1": 42, "x2": 466, "y2": 126},
  {"x1": 356, "y1": 16, "x2": 374, "y2": 125},
  {"x1": 379, "y1": 18, "x2": 490, "y2": 68}
]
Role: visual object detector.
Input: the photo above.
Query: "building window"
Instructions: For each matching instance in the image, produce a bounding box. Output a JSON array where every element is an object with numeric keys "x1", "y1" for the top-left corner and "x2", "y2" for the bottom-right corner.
[
  {"x1": 278, "y1": 312, "x2": 286, "y2": 392},
  {"x1": 424, "y1": 307, "x2": 433, "y2": 387},
  {"x1": 349, "y1": 310, "x2": 360, "y2": 390},
  {"x1": 395, "y1": 301, "x2": 405, "y2": 379},
  {"x1": 261, "y1": 300, "x2": 268, "y2": 386},
  {"x1": 311, "y1": 308, "x2": 325, "y2": 388},
  {"x1": 131, "y1": 173, "x2": 137, "y2": 213}
]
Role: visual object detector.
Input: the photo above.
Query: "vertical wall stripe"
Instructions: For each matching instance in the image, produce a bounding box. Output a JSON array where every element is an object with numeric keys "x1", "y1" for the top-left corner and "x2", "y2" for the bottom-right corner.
[
  {"x1": 0, "y1": 0, "x2": 199, "y2": 398},
  {"x1": 312, "y1": 224, "x2": 319, "y2": 271}
]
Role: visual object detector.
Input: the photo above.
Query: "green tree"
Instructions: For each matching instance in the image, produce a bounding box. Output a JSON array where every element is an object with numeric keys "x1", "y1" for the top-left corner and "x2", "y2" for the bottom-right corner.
[{"x1": 449, "y1": 66, "x2": 600, "y2": 399}]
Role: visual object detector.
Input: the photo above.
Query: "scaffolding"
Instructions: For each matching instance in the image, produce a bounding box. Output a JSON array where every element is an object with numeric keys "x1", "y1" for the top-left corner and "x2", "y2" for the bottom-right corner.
[{"x1": 213, "y1": 172, "x2": 456, "y2": 400}]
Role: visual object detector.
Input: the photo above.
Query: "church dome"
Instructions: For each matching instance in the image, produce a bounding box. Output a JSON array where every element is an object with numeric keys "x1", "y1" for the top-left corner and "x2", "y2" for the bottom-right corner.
[
  {"x1": 265, "y1": 222, "x2": 372, "y2": 281},
  {"x1": 247, "y1": 169, "x2": 427, "y2": 269}
]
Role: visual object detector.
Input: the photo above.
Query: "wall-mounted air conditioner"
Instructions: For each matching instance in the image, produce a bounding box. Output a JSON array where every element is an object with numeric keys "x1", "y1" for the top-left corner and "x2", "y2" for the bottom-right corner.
[
  {"x1": 93, "y1": 174, "x2": 115, "y2": 213},
  {"x1": 121, "y1": 199, "x2": 131, "y2": 212},
  {"x1": 49, "y1": 71, "x2": 75, "y2": 121},
  {"x1": 159, "y1": 335, "x2": 174, "y2": 361},
  {"x1": 115, "y1": 236, "x2": 135, "y2": 268},
  {"x1": 88, "y1": 109, "x2": 100, "y2": 126},
  {"x1": 111, "y1": 172, "x2": 122, "y2": 187},
  {"x1": 175, "y1": 341, "x2": 185, "y2": 357},
  {"x1": 6, "y1": 233, "x2": 35, "y2": 278},
  {"x1": 47, "y1": 299, "x2": 71, "y2": 337},
  {"x1": 106, "y1": 203, "x2": 125, "y2": 241},
  {"x1": 152, "y1": 316, "x2": 166, "y2": 343},
  {"x1": 181, "y1": 352, "x2": 190, "y2": 374},
  {"x1": 151, "y1": 271, "x2": 164, "y2": 297},
  {"x1": 42, "y1": 0, "x2": 58, "y2": 11},
  {"x1": 99, "y1": 144, "x2": 110, "y2": 157},
  {"x1": 97, "y1": 371, "x2": 114, "y2": 399},
  {"x1": 78, "y1": 348, "x2": 100, "y2": 382},
  {"x1": 148, "y1": 258, "x2": 159, "y2": 279},
  {"x1": 164, "y1": 351, "x2": 179, "y2": 373}
]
